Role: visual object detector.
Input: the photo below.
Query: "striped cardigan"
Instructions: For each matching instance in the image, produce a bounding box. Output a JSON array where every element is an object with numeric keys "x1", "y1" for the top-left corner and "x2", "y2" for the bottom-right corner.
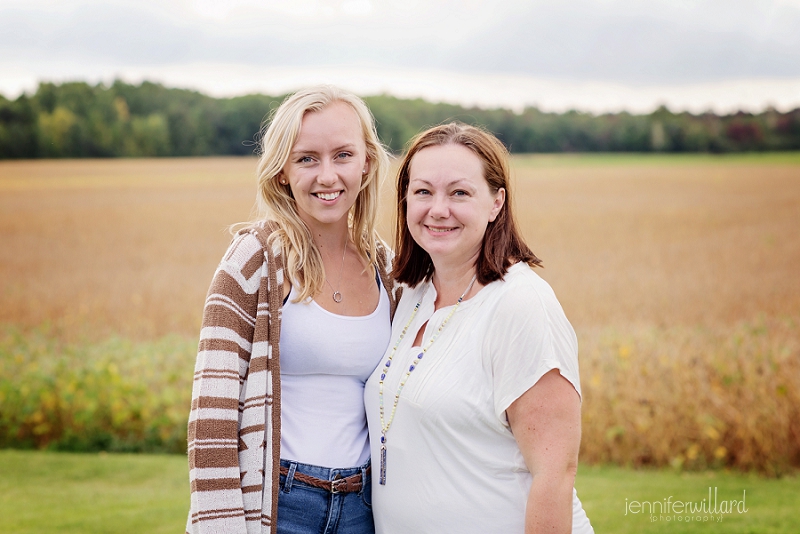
[{"x1": 187, "y1": 220, "x2": 399, "y2": 533}]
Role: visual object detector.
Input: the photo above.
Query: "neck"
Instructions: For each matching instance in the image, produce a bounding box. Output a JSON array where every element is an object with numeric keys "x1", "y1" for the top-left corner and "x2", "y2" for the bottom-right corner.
[
  {"x1": 304, "y1": 218, "x2": 350, "y2": 254},
  {"x1": 430, "y1": 257, "x2": 479, "y2": 309}
]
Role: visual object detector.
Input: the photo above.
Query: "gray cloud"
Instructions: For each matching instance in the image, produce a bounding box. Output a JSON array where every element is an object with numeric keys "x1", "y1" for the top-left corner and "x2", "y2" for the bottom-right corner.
[
  {"x1": 443, "y1": 1, "x2": 800, "y2": 83},
  {"x1": 2, "y1": 0, "x2": 799, "y2": 84}
]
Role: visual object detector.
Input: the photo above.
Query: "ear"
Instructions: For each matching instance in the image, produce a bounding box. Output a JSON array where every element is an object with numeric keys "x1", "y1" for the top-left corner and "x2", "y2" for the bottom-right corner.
[
  {"x1": 362, "y1": 159, "x2": 370, "y2": 176},
  {"x1": 489, "y1": 188, "x2": 506, "y2": 222}
]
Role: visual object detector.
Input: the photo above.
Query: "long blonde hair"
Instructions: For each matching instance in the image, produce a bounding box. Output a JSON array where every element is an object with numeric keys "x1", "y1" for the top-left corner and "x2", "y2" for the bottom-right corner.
[{"x1": 254, "y1": 85, "x2": 389, "y2": 301}]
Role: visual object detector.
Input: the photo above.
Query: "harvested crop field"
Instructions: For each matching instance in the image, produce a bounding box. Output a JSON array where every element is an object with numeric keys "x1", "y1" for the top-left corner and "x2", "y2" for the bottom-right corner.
[
  {"x1": 1, "y1": 154, "x2": 799, "y2": 471},
  {"x1": 2, "y1": 155, "x2": 798, "y2": 337}
]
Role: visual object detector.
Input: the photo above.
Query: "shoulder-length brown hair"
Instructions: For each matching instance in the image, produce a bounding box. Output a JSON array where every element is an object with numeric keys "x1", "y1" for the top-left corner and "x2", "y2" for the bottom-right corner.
[{"x1": 393, "y1": 122, "x2": 541, "y2": 287}]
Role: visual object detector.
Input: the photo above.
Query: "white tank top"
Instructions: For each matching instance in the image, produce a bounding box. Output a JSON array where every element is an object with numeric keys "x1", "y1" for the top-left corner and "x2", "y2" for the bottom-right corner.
[{"x1": 278, "y1": 274, "x2": 391, "y2": 468}]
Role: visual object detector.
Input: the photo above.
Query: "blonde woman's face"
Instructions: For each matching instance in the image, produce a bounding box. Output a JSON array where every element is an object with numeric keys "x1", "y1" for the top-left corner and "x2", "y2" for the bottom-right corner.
[{"x1": 282, "y1": 102, "x2": 369, "y2": 232}]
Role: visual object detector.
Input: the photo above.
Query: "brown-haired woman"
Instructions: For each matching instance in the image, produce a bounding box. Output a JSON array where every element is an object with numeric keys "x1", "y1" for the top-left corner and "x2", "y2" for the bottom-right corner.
[{"x1": 365, "y1": 123, "x2": 593, "y2": 533}]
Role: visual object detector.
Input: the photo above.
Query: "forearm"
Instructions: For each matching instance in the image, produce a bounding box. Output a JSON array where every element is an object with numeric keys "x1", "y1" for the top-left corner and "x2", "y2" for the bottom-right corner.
[{"x1": 525, "y1": 468, "x2": 576, "y2": 534}]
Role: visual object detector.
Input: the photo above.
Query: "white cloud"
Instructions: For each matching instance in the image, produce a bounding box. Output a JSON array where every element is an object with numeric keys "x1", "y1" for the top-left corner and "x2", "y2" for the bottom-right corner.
[{"x1": 1, "y1": 0, "x2": 799, "y2": 112}]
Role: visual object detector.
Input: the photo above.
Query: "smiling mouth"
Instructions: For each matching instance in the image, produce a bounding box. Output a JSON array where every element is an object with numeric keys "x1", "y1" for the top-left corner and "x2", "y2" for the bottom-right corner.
[
  {"x1": 314, "y1": 191, "x2": 342, "y2": 201},
  {"x1": 426, "y1": 225, "x2": 455, "y2": 233}
]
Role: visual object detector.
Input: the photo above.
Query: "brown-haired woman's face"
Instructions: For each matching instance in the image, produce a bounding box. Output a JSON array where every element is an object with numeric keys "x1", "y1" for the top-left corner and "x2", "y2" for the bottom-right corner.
[{"x1": 406, "y1": 143, "x2": 505, "y2": 269}]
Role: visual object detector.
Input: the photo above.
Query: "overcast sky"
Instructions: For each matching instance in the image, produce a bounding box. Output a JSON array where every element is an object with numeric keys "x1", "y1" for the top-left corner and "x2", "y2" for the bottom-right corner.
[{"x1": 2, "y1": 0, "x2": 800, "y2": 113}]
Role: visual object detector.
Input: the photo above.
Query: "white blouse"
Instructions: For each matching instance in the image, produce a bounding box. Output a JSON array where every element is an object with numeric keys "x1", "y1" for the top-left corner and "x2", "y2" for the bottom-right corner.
[{"x1": 365, "y1": 262, "x2": 593, "y2": 533}]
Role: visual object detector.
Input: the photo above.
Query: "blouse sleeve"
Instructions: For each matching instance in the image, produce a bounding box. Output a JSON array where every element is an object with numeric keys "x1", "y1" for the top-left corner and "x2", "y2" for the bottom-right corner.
[{"x1": 483, "y1": 272, "x2": 582, "y2": 424}]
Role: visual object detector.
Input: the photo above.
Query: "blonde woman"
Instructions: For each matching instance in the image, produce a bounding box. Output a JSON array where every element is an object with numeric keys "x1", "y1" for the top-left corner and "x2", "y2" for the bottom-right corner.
[{"x1": 187, "y1": 86, "x2": 399, "y2": 534}]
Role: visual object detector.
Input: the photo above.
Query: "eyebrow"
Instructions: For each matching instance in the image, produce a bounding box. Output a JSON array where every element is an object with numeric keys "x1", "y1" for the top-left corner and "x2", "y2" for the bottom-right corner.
[
  {"x1": 409, "y1": 178, "x2": 477, "y2": 190},
  {"x1": 290, "y1": 143, "x2": 358, "y2": 157}
]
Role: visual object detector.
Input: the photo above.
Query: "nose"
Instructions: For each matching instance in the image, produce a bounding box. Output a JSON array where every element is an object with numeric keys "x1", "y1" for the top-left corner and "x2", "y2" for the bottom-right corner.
[
  {"x1": 316, "y1": 160, "x2": 337, "y2": 186},
  {"x1": 428, "y1": 194, "x2": 450, "y2": 219}
]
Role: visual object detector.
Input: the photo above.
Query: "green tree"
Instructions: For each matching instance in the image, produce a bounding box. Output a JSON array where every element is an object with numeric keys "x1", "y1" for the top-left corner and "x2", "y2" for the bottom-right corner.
[
  {"x1": 0, "y1": 95, "x2": 38, "y2": 158},
  {"x1": 2, "y1": 80, "x2": 800, "y2": 159}
]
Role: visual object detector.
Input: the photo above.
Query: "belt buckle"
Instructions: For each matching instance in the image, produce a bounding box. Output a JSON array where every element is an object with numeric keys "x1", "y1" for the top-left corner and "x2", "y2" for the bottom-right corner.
[{"x1": 330, "y1": 475, "x2": 346, "y2": 494}]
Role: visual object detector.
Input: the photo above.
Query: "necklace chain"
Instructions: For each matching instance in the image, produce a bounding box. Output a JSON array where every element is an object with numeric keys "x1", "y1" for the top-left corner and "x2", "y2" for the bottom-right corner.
[
  {"x1": 377, "y1": 273, "x2": 477, "y2": 485},
  {"x1": 322, "y1": 237, "x2": 348, "y2": 303}
]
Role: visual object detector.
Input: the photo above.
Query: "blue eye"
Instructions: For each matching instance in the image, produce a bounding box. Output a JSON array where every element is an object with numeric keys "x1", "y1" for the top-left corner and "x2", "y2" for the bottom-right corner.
[
  {"x1": 453, "y1": 190, "x2": 468, "y2": 197},
  {"x1": 298, "y1": 156, "x2": 313, "y2": 163},
  {"x1": 414, "y1": 189, "x2": 430, "y2": 195},
  {"x1": 337, "y1": 152, "x2": 352, "y2": 159}
]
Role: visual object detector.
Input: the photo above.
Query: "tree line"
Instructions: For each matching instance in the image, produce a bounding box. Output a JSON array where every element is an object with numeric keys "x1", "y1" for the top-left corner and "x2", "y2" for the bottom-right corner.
[{"x1": 1, "y1": 80, "x2": 799, "y2": 159}]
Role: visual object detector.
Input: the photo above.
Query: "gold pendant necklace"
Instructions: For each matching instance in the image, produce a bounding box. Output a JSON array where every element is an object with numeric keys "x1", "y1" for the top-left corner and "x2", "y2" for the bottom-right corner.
[{"x1": 377, "y1": 273, "x2": 477, "y2": 485}]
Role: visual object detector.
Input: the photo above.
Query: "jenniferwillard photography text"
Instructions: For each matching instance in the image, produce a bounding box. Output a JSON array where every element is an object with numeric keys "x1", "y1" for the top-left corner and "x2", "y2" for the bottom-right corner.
[{"x1": 625, "y1": 487, "x2": 748, "y2": 523}]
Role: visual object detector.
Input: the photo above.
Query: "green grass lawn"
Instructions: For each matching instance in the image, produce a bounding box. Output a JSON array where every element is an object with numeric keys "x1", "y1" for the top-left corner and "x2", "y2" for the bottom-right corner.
[
  {"x1": 578, "y1": 465, "x2": 800, "y2": 533},
  {"x1": 1, "y1": 450, "x2": 798, "y2": 533},
  {"x1": 0, "y1": 450, "x2": 188, "y2": 534}
]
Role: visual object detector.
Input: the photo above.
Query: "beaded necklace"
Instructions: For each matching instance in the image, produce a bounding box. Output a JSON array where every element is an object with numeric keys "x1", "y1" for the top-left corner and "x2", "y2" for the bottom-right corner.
[{"x1": 377, "y1": 273, "x2": 477, "y2": 485}]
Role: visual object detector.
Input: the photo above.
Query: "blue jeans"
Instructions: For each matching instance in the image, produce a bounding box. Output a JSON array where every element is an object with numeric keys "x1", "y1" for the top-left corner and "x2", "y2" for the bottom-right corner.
[{"x1": 277, "y1": 459, "x2": 374, "y2": 534}]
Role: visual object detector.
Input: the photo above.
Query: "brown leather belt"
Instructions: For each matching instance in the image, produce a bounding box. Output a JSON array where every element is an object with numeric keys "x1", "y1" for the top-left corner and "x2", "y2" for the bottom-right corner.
[{"x1": 279, "y1": 465, "x2": 370, "y2": 494}]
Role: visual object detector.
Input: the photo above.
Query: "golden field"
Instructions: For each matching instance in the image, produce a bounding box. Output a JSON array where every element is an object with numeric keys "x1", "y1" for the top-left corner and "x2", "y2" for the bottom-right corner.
[{"x1": 1, "y1": 155, "x2": 798, "y2": 471}]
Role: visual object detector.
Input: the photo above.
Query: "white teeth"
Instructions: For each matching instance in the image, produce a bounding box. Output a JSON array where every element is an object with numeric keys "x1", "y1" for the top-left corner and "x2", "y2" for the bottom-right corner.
[
  {"x1": 429, "y1": 227, "x2": 452, "y2": 233},
  {"x1": 315, "y1": 191, "x2": 341, "y2": 201}
]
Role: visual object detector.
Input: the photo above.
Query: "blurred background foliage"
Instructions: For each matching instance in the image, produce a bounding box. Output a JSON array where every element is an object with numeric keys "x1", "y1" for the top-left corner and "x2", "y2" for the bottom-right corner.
[
  {"x1": 2, "y1": 80, "x2": 800, "y2": 159},
  {"x1": 0, "y1": 325, "x2": 192, "y2": 454}
]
